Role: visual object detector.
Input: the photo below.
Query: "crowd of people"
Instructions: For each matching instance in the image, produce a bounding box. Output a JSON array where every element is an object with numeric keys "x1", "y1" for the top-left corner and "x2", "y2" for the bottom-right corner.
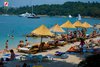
[{"x1": 0, "y1": 28, "x2": 99, "y2": 67}]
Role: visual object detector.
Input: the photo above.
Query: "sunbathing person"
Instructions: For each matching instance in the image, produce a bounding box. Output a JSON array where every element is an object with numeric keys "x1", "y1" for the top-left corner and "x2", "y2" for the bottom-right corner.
[
  {"x1": 6, "y1": 49, "x2": 15, "y2": 61},
  {"x1": 67, "y1": 45, "x2": 80, "y2": 52},
  {"x1": 39, "y1": 42, "x2": 45, "y2": 52}
]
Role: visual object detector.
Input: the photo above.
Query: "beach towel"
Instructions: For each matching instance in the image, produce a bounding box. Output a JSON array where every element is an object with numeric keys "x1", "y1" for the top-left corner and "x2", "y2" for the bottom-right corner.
[
  {"x1": 55, "y1": 51, "x2": 65, "y2": 56},
  {"x1": 67, "y1": 46, "x2": 78, "y2": 52}
]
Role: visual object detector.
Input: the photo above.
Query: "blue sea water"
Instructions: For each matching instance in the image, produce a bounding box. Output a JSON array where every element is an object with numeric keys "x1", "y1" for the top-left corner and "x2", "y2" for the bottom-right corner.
[{"x1": 0, "y1": 15, "x2": 100, "y2": 50}]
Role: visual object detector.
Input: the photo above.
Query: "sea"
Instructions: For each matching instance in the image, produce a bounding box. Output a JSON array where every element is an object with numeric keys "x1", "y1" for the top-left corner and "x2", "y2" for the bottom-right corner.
[{"x1": 0, "y1": 15, "x2": 100, "y2": 50}]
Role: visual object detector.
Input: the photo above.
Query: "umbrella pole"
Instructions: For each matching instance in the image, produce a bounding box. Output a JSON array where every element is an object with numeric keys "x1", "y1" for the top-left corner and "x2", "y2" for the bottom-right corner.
[
  {"x1": 55, "y1": 32, "x2": 56, "y2": 37},
  {"x1": 66, "y1": 28, "x2": 68, "y2": 34},
  {"x1": 41, "y1": 36, "x2": 43, "y2": 44},
  {"x1": 77, "y1": 27, "x2": 78, "y2": 31}
]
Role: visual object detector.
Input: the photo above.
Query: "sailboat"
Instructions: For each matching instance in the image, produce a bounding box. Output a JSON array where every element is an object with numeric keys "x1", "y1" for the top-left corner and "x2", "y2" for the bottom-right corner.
[
  {"x1": 19, "y1": 6, "x2": 40, "y2": 18},
  {"x1": 3, "y1": 0, "x2": 9, "y2": 16},
  {"x1": 78, "y1": 14, "x2": 81, "y2": 21},
  {"x1": 27, "y1": 5, "x2": 40, "y2": 18}
]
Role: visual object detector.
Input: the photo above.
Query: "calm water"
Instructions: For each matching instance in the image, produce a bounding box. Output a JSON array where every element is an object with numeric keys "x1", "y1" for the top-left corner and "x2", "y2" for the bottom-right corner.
[{"x1": 0, "y1": 15, "x2": 100, "y2": 50}]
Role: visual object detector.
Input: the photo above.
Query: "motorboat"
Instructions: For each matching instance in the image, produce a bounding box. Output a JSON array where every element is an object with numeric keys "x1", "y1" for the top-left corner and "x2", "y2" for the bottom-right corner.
[
  {"x1": 19, "y1": 12, "x2": 31, "y2": 17},
  {"x1": 27, "y1": 13, "x2": 40, "y2": 18},
  {"x1": 68, "y1": 15, "x2": 72, "y2": 18}
]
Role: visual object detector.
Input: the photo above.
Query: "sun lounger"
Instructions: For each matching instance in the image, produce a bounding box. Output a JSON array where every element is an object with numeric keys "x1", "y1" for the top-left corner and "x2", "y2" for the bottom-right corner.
[
  {"x1": 18, "y1": 48, "x2": 29, "y2": 52},
  {"x1": 18, "y1": 45, "x2": 39, "y2": 54}
]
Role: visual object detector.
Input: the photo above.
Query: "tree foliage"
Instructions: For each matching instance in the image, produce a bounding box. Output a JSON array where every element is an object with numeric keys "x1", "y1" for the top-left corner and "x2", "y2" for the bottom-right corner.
[{"x1": 0, "y1": 1, "x2": 100, "y2": 17}]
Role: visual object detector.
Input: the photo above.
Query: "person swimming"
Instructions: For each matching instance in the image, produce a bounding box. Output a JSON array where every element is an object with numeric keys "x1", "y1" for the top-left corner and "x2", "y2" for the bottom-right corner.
[
  {"x1": 11, "y1": 35, "x2": 14, "y2": 39},
  {"x1": 8, "y1": 34, "x2": 14, "y2": 39}
]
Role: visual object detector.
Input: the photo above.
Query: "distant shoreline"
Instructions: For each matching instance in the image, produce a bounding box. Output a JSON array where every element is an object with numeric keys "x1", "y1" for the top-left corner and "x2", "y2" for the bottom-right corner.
[{"x1": 0, "y1": 14, "x2": 100, "y2": 19}]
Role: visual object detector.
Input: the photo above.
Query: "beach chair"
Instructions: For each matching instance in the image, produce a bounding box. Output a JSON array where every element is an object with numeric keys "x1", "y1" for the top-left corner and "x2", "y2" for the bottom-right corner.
[
  {"x1": 18, "y1": 47, "x2": 29, "y2": 53},
  {"x1": 18, "y1": 45, "x2": 39, "y2": 54}
]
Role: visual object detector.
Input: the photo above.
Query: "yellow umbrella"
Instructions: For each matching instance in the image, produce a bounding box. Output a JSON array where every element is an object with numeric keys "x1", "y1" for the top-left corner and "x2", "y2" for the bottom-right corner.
[
  {"x1": 60, "y1": 20, "x2": 75, "y2": 34},
  {"x1": 31, "y1": 25, "x2": 53, "y2": 36},
  {"x1": 73, "y1": 21, "x2": 82, "y2": 27},
  {"x1": 61, "y1": 20, "x2": 75, "y2": 28},
  {"x1": 82, "y1": 22, "x2": 93, "y2": 28},
  {"x1": 50, "y1": 24, "x2": 65, "y2": 32},
  {"x1": 31, "y1": 25, "x2": 53, "y2": 43}
]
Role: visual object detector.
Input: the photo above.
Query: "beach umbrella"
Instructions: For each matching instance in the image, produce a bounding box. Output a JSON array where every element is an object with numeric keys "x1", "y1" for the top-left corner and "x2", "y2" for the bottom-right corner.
[
  {"x1": 31, "y1": 25, "x2": 53, "y2": 43},
  {"x1": 73, "y1": 20, "x2": 82, "y2": 31},
  {"x1": 60, "y1": 20, "x2": 75, "y2": 33},
  {"x1": 50, "y1": 24, "x2": 65, "y2": 32},
  {"x1": 82, "y1": 22, "x2": 93, "y2": 28},
  {"x1": 50, "y1": 24, "x2": 65, "y2": 35},
  {"x1": 61, "y1": 20, "x2": 75, "y2": 28},
  {"x1": 73, "y1": 21, "x2": 82, "y2": 28}
]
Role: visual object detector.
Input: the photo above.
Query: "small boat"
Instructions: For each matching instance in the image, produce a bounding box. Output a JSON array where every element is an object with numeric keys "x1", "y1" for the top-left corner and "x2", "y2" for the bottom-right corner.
[
  {"x1": 27, "y1": 13, "x2": 40, "y2": 18},
  {"x1": 19, "y1": 12, "x2": 31, "y2": 17},
  {"x1": 27, "y1": 4, "x2": 40, "y2": 19},
  {"x1": 68, "y1": 15, "x2": 72, "y2": 18},
  {"x1": 19, "y1": 1, "x2": 40, "y2": 19},
  {"x1": 78, "y1": 14, "x2": 81, "y2": 20}
]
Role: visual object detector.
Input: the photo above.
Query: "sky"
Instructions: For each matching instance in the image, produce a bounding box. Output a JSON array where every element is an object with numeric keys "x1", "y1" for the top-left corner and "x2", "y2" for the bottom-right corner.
[{"x1": 0, "y1": 0, "x2": 100, "y2": 7}]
